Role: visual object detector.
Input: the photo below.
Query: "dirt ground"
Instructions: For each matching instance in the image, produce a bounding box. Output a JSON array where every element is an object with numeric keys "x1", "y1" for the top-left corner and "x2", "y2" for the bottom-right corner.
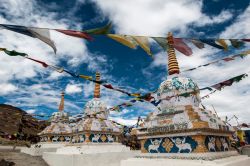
[{"x1": 0, "y1": 149, "x2": 48, "y2": 166}]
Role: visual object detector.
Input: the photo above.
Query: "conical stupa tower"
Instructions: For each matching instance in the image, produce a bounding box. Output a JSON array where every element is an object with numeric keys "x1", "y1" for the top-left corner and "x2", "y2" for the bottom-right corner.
[
  {"x1": 133, "y1": 33, "x2": 235, "y2": 157},
  {"x1": 71, "y1": 72, "x2": 122, "y2": 143}
]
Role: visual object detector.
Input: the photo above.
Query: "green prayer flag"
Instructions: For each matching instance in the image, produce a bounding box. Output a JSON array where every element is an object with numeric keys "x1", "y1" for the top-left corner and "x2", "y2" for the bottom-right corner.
[
  {"x1": 84, "y1": 22, "x2": 112, "y2": 35},
  {"x1": 152, "y1": 37, "x2": 168, "y2": 50},
  {"x1": 2, "y1": 49, "x2": 27, "y2": 57},
  {"x1": 229, "y1": 39, "x2": 244, "y2": 48}
]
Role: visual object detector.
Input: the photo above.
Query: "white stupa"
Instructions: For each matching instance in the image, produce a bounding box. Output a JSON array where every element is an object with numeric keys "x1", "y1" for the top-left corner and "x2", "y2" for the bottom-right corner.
[
  {"x1": 42, "y1": 72, "x2": 136, "y2": 166},
  {"x1": 121, "y1": 33, "x2": 250, "y2": 166},
  {"x1": 21, "y1": 92, "x2": 71, "y2": 156}
]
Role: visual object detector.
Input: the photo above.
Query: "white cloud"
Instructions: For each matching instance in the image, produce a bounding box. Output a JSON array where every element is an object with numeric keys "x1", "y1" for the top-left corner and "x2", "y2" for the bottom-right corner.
[
  {"x1": 109, "y1": 116, "x2": 137, "y2": 126},
  {"x1": 65, "y1": 83, "x2": 82, "y2": 94},
  {"x1": 26, "y1": 109, "x2": 36, "y2": 114},
  {"x1": 0, "y1": 83, "x2": 18, "y2": 95},
  {"x1": 220, "y1": 4, "x2": 250, "y2": 38},
  {"x1": 195, "y1": 10, "x2": 233, "y2": 27},
  {"x1": 92, "y1": 0, "x2": 233, "y2": 36},
  {"x1": 82, "y1": 82, "x2": 94, "y2": 98}
]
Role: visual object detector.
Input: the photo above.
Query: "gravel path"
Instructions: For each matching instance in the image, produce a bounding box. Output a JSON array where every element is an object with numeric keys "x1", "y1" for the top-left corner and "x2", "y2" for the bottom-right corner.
[{"x1": 0, "y1": 149, "x2": 48, "y2": 166}]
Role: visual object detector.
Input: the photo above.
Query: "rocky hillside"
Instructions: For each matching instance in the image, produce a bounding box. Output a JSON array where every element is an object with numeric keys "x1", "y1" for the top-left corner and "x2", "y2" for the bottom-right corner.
[{"x1": 0, "y1": 104, "x2": 49, "y2": 142}]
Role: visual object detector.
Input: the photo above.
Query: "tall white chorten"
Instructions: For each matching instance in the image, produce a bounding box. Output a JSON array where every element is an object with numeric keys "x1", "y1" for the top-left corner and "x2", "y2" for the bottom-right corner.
[{"x1": 130, "y1": 33, "x2": 238, "y2": 157}]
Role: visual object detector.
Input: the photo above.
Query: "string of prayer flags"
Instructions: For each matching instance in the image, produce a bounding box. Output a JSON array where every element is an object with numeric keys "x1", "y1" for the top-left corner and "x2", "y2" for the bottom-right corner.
[
  {"x1": 55, "y1": 29, "x2": 93, "y2": 40},
  {"x1": 202, "y1": 73, "x2": 248, "y2": 91},
  {"x1": 1, "y1": 47, "x2": 142, "y2": 99},
  {"x1": 0, "y1": 24, "x2": 56, "y2": 54},
  {"x1": 131, "y1": 36, "x2": 152, "y2": 56},
  {"x1": 173, "y1": 38, "x2": 193, "y2": 56},
  {"x1": 182, "y1": 50, "x2": 250, "y2": 72},
  {"x1": 84, "y1": 22, "x2": 112, "y2": 35},
  {"x1": 201, "y1": 90, "x2": 217, "y2": 99},
  {"x1": 107, "y1": 34, "x2": 137, "y2": 49}
]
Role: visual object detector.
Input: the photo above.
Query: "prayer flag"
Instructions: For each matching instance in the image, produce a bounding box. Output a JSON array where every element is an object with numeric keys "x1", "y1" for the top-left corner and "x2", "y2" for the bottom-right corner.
[
  {"x1": 242, "y1": 39, "x2": 250, "y2": 42},
  {"x1": 0, "y1": 48, "x2": 27, "y2": 57},
  {"x1": 29, "y1": 28, "x2": 57, "y2": 54},
  {"x1": 229, "y1": 39, "x2": 244, "y2": 48},
  {"x1": 0, "y1": 24, "x2": 57, "y2": 54},
  {"x1": 26, "y1": 57, "x2": 48, "y2": 67},
  {"x1": 152, "y1": 37, "x2": 168, "y2": 50},
  {"x1": 217, "y1": 39, "x2": 228, "y2": 51},
  {"x1": 55, "y1": 29, "x2": 93, "y2": 40},
  {"x1": 131, "y1": 36, "x2": 152, "y2": 56},
  {"x1": 199, "y1": 39, "x2": 224, "y2": 49},
  {"x1": 64, "y1": 69, "x2": 79, "y2": 77},
  {"x1": 49, "y1": 65, "x2": 64, "y2": 73},
  {"x1": 84, "y1": 22, "x2": 112, "y2": 35},
  {"x1": 190, "y1": 39, "x2": 204, "y2": 49},
  {"x1": 107, "y1": 34, "x2": 137, "y2": 49},
  {"x1": 222, "y1": 57, "x2": 235, "y2": 61},
  {"x1": 173, "y1": 38, "x2": 192, "y2": 56},
  {"x1": 79, "y1": 75, "x2": 93, "y2": 80}
]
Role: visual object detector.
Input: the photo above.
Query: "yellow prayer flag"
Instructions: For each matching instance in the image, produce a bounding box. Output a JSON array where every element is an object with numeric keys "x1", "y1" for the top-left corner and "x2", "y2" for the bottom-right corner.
[
  {"x1": 216, "y1": 39, "x2": 228, "y2": 51},
  {"x1": 132, "y1": 36, "x2": 152, "y2": 56},
  {"x1": 107, "y1": 34, "x2": 137, "y2": 49},
  {"x1": 131, "y1": 93, "x2": 141, "y2": 97},
  {"x1": 79, "y1": 75, "x2": 93, "y2": 80},
  {"x1": 0, "y1": 48, "x2": 6, "y2": 51},
  {"x1": 241, "y1": 50, "x2": 250, "y2": 55}
]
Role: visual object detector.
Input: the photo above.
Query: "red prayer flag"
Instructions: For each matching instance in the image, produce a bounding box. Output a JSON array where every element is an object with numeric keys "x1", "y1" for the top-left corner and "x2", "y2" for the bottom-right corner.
[
  {"x1": 103, "y1": 84, "x2": 114, "y2": 89},
  {"x1": 222, "y1": 57, "x2": 235, "y2": 62},
  {"x1": 242, "y1": 39, "x2": 250, "y2": 42},
  {"x1": 173, "y1": 38, "x2": 193, "y2": 56},
  {"x1": 56, "y1": 29, "x2": 93, "y2": 41},
  {"x1": 26, "y1": 57, "x2": 48, "y2": 67}
]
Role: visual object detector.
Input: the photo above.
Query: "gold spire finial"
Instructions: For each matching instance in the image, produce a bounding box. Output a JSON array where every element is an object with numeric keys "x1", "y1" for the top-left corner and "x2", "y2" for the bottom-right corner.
[
  {"x1": 94, "y1": 72, "x2": 101, "y2": 98},
  {"x1": 167, "y1": 32, "x2": 180, "y2": 75},
  {"x1": 58, "y1": 91, "x2": 65, "y2": 112}
]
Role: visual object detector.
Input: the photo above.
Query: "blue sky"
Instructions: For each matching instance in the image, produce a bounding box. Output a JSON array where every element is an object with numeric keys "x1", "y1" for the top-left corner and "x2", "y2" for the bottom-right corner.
[{"x1": 0, "y1": 0, "x2": 250, "y2": 125}]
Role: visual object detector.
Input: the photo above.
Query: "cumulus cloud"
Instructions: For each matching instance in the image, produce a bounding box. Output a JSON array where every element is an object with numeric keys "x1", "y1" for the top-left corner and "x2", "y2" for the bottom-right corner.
[
  {"x1": 65, "y1": 83, "x2": 82, "y2": 94},
  {"x1": 220, "y1": 4, "x2": 250, "y2": 38},
  {"x1": 92, "y1": 0, "x2": 233, "y2": 36},
  {"x1": 0, "y1": 83, "x2": 18, "y2": 95}
]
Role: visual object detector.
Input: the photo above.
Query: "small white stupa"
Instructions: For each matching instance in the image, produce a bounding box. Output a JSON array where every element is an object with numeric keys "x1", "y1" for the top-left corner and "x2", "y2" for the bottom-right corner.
[
  {"x1": 21, "y1": 92, "x2": 71, "y2": 156},
  {"x1": 39, "y1": 92, "x2": 72, "y2": 142},
  {"x1": 42, "y1": 72, "x2": 137, "y2": 166},
  {"x1": 70, "y1": 72, "x2": 122, "y2": 143}
]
